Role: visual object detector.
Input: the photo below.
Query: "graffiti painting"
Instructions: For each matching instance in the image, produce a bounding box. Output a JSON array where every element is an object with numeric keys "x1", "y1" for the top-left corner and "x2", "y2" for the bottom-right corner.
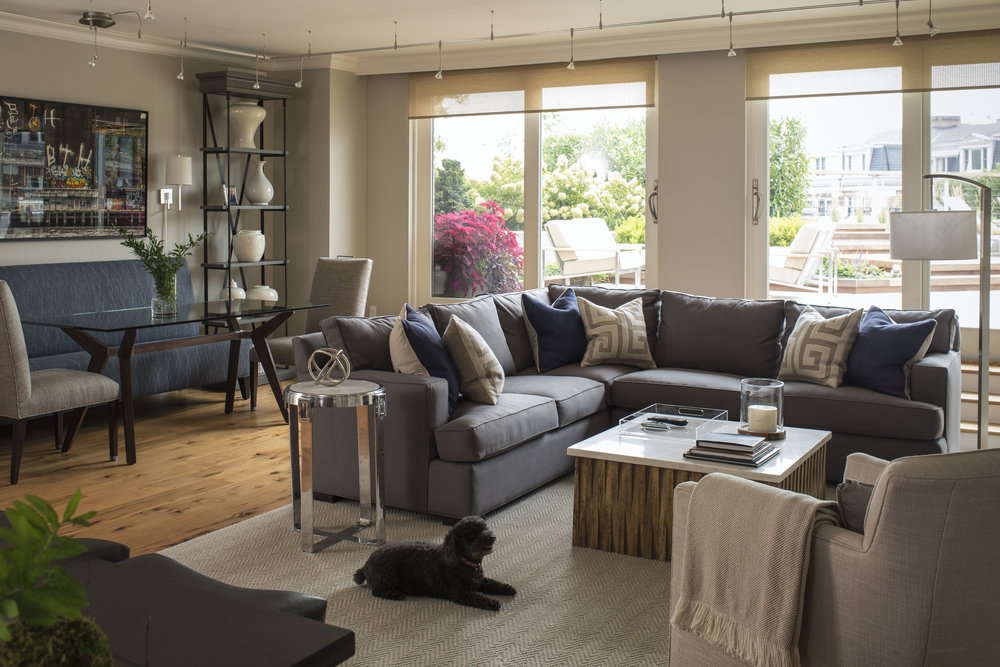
[{"x1": 0, "y1": 96, "x2": 147, "y2": 240}]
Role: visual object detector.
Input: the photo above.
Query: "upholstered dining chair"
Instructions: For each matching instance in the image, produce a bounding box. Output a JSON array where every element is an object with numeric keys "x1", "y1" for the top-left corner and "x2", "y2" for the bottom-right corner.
[
  {"x1": 0, "y1": 280, "x2": 121, "y2": 484},
  {"x1": 669, "y1": 448, "x2": 1000, "y2": 666},
  {"x1": 249, "y1": 257, "x2": 373, "y2": 409}
]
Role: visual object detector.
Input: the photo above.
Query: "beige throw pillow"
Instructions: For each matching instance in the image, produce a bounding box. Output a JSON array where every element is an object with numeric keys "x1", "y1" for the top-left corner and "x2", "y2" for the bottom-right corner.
[
  {"x1": 779, "y1": 306, "x2": 863, "y2": 387},
  {"x1": 442, "y1": 315, "x2": 505, "y2": 404},
  {"x1": 389, "y1": 304, "x2": 427, "y2": 375},
  {"x1": 577, "y1": 297, "x2": 656, "y2": 369}
]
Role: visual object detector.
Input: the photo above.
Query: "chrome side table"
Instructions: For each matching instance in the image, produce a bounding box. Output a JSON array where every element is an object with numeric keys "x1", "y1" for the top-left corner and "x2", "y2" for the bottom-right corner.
[{"x1": 284, "y1": 380, "x2": 386, "y2": 553}]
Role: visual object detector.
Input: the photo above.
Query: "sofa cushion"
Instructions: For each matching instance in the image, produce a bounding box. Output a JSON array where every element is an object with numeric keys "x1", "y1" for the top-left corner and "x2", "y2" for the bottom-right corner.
[
  {"x1": 610, "y1": 368, "x2": 744, "y2": 416},
  {"x1": 552, "y1": 285, "x2": 661, "y2": 350},
  {"x1": 779, "y1": 306, "x2": 863, "y2": 387},
  {"x1": 390, "y1": 304, "x2": 459, "y2": 412},
  {"x1": 578, "y1": 297, "x2": 656, "y2": 369},
  {"x1": 783, "y1": 380, "x2": 943, "y2": 440},
  {"x1": 532, "y1": 362, "x2": 637, "y2": 387},
  {"x1": 502, "y1": 374, "x2": 606, "y2": 426},
  {"x1": 435, "y1": 393, "x2": 559, "y2": 462},
  {"x1": 523, "y1": 289, "x2": 587, "y2": 373},
  {"x1": 782, "y1": 301, "x2": 957, "y2": 355},
  {"x1": 654, "y1": 291, "x2": 785, "y2": 378},
  {"x1": 844, "y1": 306, "x2": 936, "y2": 399},
  {"x1": 321, "y1": 315, "x2": 396, "y2": 372},
  {"x1": 494, "y1": 288, "x2": 548, "y2": 373},
  {"x1": 425, "y1": 296, "x2": 517, "y2": 375},
  {"x1": 442, "y1": 315, "x2": 504, "y2": 405}
]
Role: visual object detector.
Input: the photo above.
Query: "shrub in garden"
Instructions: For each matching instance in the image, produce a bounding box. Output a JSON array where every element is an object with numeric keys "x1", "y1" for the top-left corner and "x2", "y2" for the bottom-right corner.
[
  {"x1": 769, "y1": 214, "x2": 807, "y2": 247},
  {"x1": 434, "y1": 201, "x2": 524, "y2": 297}
]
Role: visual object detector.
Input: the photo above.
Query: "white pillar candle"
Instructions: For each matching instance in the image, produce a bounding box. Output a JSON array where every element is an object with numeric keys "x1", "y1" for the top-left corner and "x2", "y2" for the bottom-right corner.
[{"x1": 748, "y1": 405, "x2": 778, "y2": 433}]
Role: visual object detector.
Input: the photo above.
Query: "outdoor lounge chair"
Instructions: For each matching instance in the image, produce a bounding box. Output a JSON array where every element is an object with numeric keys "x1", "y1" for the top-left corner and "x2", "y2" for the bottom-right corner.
[
  {"x1": 545, "y1": 218, "x2": 644, "y2": 285},
  {"x1": 768, "y1": 219, "x2": 838, "y2": 294}
]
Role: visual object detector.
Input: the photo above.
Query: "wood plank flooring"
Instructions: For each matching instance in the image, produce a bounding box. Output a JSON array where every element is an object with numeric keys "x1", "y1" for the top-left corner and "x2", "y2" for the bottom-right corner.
[{"x1": 0, "y1": 385, "x2": 292, "y2": 556}]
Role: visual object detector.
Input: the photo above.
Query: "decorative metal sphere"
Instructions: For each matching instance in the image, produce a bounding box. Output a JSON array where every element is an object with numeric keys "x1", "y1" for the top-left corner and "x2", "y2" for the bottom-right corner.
[{"x1": 307, "y1": 347, "x2": 351, "y2": 386}]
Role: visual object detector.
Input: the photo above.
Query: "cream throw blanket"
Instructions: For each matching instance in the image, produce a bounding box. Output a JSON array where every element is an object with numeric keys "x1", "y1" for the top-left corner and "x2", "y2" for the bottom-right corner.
[{"x1": 670, "y1": 473, "x2": 840, "y2": 667}]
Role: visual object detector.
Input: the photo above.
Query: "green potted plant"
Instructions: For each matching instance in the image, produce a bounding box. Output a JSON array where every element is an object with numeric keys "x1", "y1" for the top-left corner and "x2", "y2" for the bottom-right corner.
[
  {"x1": 0, "y1": 490, "x2": 113, "y2": 666},
  {"x1": 119, "y1": 228, "x2": 209, "y2": 317}
]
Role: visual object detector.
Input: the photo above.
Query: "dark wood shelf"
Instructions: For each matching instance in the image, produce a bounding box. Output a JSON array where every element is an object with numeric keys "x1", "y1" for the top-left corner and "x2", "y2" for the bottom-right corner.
[
  {"x1": 202, "y1": 259, "x2": 288, "y2": 270},
  {"x1": 201, "y1": 147, "x2": 286, "y2": 157},
  {"x1": 201, "y1": 204, "x2": 287, "y2": 212}
]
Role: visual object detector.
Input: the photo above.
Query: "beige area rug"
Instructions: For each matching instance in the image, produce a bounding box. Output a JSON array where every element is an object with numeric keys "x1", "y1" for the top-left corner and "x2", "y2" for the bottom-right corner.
[{"x1": 160, "y1": 475, "x2": 672, "y2": 666}]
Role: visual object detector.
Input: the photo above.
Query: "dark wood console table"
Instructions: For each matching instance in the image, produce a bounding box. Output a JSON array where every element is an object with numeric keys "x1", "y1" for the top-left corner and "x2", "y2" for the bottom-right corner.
[{"x1": 22, "y1": 300, "x2": 322, "y2": 464}]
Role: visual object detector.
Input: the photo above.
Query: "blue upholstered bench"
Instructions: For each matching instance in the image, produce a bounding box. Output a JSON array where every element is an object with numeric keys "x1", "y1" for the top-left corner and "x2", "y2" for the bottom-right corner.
[{"x1": 0, "y1": 259, "x2": 250, "y2": 399}]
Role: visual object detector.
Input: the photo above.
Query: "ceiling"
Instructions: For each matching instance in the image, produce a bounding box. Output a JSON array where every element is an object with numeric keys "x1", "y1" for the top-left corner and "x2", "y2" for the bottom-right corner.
[{"x1": 0, "y1": 1, "x2": 997, "y2": 75}]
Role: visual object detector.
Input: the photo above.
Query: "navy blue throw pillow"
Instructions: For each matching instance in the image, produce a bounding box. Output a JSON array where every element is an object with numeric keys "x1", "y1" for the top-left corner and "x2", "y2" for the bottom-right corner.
[
  {"x1": 400, "y1": 304, "x2": 460, "y2": 412},
  {"x1": 844, "y1": 305, "x2": 937, "y2": 399},
  {"x1": 522, "y1": 289, "x2": 587, "y2": 373}
]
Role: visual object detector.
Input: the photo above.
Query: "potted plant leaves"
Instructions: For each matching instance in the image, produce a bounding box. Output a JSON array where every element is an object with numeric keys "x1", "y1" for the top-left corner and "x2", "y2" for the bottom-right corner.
[
  {"x1": 119, "y1": 228, "x2": 210, "y2": 317},
  {"x1": 0, "y1": 490, "x2": 113, "y2": 666}
]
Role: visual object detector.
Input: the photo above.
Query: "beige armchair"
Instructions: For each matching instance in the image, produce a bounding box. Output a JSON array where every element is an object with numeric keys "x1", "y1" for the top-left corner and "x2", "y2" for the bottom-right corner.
[{"x1": 670, "y1": 448, "x2": 1000, "y2": 666}]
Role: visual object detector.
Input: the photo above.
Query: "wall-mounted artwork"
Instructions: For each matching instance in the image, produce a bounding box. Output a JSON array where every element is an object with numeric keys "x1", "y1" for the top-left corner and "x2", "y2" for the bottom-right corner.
[{"x1": 0, "y1": 96, "x2": 147, "y2": 241}]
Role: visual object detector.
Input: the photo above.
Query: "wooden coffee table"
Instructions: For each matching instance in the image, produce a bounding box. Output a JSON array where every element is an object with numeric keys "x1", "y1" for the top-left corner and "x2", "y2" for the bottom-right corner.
[{"x1": 567, "y1": 422, "x2": 830, "y2": 562}]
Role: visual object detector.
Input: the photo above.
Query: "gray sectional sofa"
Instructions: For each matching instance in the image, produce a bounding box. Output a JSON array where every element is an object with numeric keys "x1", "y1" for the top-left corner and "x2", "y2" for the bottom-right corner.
[
  {"x1": 0, "y1": 259, "x2": 250, "y2": 398},
  {"x1": 293, "y1": 285, "x2": 961, "y2": 522}
]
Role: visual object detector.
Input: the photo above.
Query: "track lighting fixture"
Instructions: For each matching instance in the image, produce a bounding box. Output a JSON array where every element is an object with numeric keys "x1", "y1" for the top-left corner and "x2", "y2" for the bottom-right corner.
[
  {"x1": 435, "y1": 40, "x2": 443, "y2": 79},
  {"x1": 599, "y1": 0, "x2": 604, "y2": 30},
  {"x1": 567, "y1": 28, "x2": 576, "y2": 70},
  {"x1": 89, "y1": 22, "x2": 97, "y2": 67},
  {"x1": 144, "y1": 1, "x2": 154, "y2": 21},
  {"x1": 490, "y1": 10, "x2": 495, "y2": 40},
  {"x1": 727, "y1": 12, "x2": 736, "y2": 57},
  {"x1": 393, "y1": 21, "x2": 398, "y2": 50},
  {"x1": 295, "y1": 30, "x2": 310, "y2": 88},
  {"x1": 927, "y1": 0, "x2": 940, "y2": 36},
  {"x1": 892, "y1": 0, "x2": 903, "y2": 46},
  {"x1": 254, "y1": 33, "x2": 265, "y2": 89},
  {"x1": 176, "y1": 17, "x2": 187, "y2": 80}
]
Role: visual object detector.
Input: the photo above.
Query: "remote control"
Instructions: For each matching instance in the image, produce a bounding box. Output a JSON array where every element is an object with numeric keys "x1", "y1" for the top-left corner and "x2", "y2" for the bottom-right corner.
[{"x1": 647, "y1": 415, "x2": 688, "y2": 426}]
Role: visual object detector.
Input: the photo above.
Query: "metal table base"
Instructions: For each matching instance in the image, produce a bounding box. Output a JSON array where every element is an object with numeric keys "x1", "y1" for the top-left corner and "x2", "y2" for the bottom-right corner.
[{"x1": 285, "y1": 380, "x2": 386, "y2": 553}]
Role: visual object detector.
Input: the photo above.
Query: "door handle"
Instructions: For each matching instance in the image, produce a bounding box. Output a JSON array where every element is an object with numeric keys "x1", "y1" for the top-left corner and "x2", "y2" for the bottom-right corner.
[
  {"x1": 648, "y1": 180, "x2": 659, "y2": 224},
  {"x1": 751, "y1": 178, "x2": 761, "y2": 225}
]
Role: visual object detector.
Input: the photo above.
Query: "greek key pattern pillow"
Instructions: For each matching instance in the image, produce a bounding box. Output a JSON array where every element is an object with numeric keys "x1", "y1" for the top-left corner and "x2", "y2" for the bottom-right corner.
[
  {"x1": 443, "y1": 315, "x2": 505, "y2": 405},
  {"x1": 779, "y1": 306, "x2": 863, "y2": 387},
  {"x1": 577, "y1": 297, "x2": 656, "y2": 369}
]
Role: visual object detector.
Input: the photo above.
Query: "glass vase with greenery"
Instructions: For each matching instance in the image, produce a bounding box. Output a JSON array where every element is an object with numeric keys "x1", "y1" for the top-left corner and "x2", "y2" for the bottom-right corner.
[{"x1": 119, "y1": 228, "x2": 209, "y2": 316}]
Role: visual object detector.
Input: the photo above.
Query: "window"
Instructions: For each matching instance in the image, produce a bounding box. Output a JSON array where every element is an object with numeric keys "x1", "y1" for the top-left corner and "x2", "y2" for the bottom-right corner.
[{"x1": 410, "y1": 58, "x2": 654, "y2": 303}]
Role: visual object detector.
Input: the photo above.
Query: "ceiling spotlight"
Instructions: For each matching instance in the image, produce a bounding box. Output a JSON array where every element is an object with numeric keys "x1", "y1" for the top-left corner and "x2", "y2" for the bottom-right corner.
[
  {"x1": 599, "y1": 0, "x2": 604, "y2": 30},
  {"x1": 892, "y1": 0, "x2": 903, "y2": 46},
  {"x1": 295, "y1": 31, "x2": 310, "y2": 89},
  {"x1": 176, "y1": 17, "x2": 187, "y2": 81},
  {"x1": 144, "y1": 1, "x2": 154, "y2": 21},
  {"x1": 434, "y1": 40, "x2": 443, "y2": 80},
  {"x1": 927, "y1": 0, "x2": 940, "y2": 36},
  {"x1": 727, "y1": 12, "x2": 736, "y2": 57},
  {"x1": 394, "y1": 20, "x2": 398, "y2": 50},
  {"x1": 490, "y1": 10, "x2": 494, "y2": 41},
  {"x1": 254, "y1": 33, "x2": 265, "y2": 90},
  {"x1": 567, "y1": 27, "x2": 575, "y2": 70}
]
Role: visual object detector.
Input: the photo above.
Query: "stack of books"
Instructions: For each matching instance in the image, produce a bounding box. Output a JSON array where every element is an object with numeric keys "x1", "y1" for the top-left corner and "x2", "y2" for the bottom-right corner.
[{"x1": 684, "y1": 432, "x2": 779, "y2": 467}]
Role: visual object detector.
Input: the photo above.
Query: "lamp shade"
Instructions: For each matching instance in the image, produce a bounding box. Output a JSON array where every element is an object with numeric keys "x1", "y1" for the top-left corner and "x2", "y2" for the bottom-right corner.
[
  {"x1": 889, "y1": 211, "x2": 978, "y2": 261},
  {"x1": 165, "y1": 155, "x2": 193, "y2": 186}
]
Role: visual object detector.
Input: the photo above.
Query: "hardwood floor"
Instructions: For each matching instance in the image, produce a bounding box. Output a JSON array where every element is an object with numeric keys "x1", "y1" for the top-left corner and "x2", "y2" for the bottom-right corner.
[{"x1": 0, "y1": 385, "x2": 293, "y2": 556}]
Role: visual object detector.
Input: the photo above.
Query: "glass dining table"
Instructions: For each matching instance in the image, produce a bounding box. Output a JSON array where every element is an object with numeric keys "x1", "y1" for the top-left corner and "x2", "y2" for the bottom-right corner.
[{"x1": 21, "y1": 299, "x2": 323, "y2": 465}]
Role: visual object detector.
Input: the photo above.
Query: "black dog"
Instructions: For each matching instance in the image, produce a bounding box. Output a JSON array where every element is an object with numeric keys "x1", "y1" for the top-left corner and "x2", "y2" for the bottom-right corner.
[{"x1": 353, "y1": 516, "x2": 516, "y2": 611}]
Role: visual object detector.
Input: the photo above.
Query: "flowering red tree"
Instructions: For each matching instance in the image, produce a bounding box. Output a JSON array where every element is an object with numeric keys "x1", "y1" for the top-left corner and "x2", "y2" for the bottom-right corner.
[{"x1": 434, "y1": 201, "x2": 524, "y2": 297}]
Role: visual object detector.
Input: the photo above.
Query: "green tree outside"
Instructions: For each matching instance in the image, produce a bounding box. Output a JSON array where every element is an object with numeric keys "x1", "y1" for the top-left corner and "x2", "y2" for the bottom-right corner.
[
  {"x1": 768, "y1": 116, "x2": 810, "y2": 219},
  {"x1": 434, "y1": 158, "x2": 473, "y2": 216}
]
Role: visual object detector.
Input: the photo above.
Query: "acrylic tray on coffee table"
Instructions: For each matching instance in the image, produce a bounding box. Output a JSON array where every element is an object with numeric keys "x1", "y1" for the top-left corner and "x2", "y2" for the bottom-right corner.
[{"x1": 618, "y1": 404, "x2": 728, "y2": 445}]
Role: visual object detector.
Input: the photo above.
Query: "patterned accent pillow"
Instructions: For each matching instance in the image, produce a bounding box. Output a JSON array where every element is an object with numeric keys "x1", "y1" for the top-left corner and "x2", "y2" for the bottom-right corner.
[
  {"x1": 577, "y1": 297, "x2": 656, "y2": 369},
  {"x1": 442, "y1": 315, "x2": 505, "y2": 405},
  {"x1": 389, "y1": 304, "x2": 459, "y2": 412},
  {"x1": 779, "y1": 306, "x2": 863, "y2": 387}
]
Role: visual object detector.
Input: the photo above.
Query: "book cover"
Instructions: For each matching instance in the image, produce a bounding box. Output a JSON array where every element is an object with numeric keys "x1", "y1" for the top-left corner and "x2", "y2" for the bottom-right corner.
[{"x1": 696, "y1": 432, "x2": 765, "y2": 450}]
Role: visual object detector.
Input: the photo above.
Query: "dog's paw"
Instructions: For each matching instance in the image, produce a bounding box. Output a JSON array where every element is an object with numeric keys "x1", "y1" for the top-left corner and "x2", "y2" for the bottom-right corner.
[
  {"x1": 481, "y1": 578, "x2": 517, "y2": 596},
  {"x1": 372, "y1": 588, "x2": 405, "y2": 601}
]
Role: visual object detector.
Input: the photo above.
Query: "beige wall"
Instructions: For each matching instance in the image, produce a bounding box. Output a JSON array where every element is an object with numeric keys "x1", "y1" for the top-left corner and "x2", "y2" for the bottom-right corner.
[{"x1": 656, "y1": 51, "x2": 747, "y2": 297}]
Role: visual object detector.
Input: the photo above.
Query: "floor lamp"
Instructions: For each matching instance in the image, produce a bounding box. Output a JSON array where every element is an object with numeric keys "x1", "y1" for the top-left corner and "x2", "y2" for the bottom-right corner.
[{"x1": 889, "y1": 173, "x2": 994, "y2": 449}]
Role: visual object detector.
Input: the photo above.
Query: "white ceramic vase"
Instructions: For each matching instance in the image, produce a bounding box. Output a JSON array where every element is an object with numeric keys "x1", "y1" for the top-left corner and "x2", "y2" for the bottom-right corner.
[
  {"x1": 245, "y1": 160, "x2": 274, "y2": 205},
  {"x1": 218, "y1": 279, "x2": 246, "y2": 301},
  {"x1": 229, "y1": 102, "x2": 266, "y2": 149},
  {"x1": 246, "y1": 284, "x2": 279, "y2": 304},
  {"x1": 233, "y1": 229, "x2": 266, "y2": 262}
]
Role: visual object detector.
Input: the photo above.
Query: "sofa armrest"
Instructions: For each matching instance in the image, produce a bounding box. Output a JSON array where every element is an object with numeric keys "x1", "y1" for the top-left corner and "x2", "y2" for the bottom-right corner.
[
  {"x1": 842, "y1": 452, "x2": 889, "y2": 484},
  {"x1": 910, "y1": 349, "x2": 961, "y2": 452}
]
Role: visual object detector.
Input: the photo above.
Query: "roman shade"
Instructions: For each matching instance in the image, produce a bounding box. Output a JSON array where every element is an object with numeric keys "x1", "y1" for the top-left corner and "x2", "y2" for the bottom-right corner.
[
  {"x1": 746, "y1": 29, "x2": 1000, "y2": 100},
  {"x1": 409, "y1": 56, "x2": 655, "y2": 118}
]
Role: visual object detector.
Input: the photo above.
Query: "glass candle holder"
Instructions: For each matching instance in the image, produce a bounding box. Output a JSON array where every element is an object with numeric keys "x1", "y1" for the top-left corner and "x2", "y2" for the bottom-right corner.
[{"x1": 739, "y1": 378, "x2": 785, "y2": 439}]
